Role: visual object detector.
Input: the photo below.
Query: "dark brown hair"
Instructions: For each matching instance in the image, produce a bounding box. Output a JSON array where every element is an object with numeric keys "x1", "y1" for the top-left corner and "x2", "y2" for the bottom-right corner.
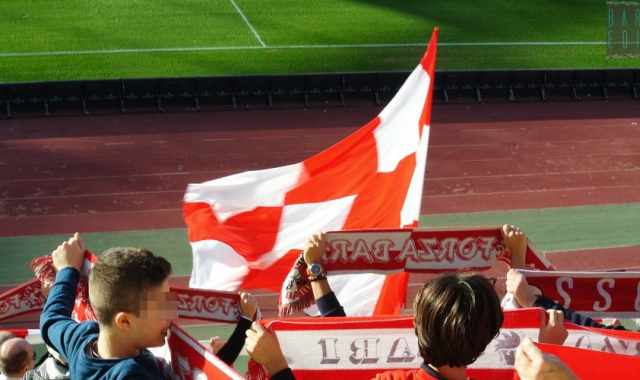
[
  {"x1": 413, "y1": 273, "x2": 503, "y2": 368},
  {"x1": 89, "y1": 247, "x2": 171, "y2": 326}
]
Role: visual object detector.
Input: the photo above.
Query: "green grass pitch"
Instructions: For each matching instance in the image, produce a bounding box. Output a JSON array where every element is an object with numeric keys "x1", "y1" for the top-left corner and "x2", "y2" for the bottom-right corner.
[{"x1": 0, "y1": 0, "x2": 637, "y2": 83}]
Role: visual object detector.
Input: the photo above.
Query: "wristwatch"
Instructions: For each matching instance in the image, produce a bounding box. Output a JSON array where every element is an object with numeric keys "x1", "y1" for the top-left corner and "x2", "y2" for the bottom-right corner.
[{"x1": 307, "y1": 263, "x2": 327, "y2": 282}]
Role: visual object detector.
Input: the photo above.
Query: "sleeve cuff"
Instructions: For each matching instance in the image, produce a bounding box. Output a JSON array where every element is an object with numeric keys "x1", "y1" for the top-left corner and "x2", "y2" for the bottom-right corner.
[
  {"x1": 270, "y1": 367, "x2": 295, "y2": 380},
  {"x1": 317, "y1": 292, "x2": 339, "y2": 311},
  {"x1": 55, "y1": 266, "x2": 81, "y2": 283},
  {"x1": 238, "y1": 316, "x2": 253, "y2": 329}
]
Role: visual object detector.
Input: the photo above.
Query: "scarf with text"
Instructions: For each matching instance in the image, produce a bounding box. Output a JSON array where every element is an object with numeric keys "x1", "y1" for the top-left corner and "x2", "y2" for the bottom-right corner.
[
  {"x1": 248, "y1": 308, "x2": 640, "y2": 380},
  {"x1": 280, "y1": 227, "x2": 552, "y2": 315},
  {"x1": 518, "y1": 269, "x2": 640, "y2": 318}
]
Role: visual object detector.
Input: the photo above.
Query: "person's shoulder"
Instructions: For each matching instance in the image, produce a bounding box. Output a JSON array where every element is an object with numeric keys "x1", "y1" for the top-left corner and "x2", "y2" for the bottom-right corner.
[
  {"x1": 373, "y1": 369, "x2": 436, "y2": 380},
  {"x1": 70, "y1": 320, "x2": 100, "y2": 342},
  {"x1": 105, "y1": 351, "x2": 164, "y2": 380},
  {"x1": 78, "y1": 320, "x2": 100, "y2": 332},
  {"x1": 104, "y1": 359, "x2": 153, "y2": 380}
]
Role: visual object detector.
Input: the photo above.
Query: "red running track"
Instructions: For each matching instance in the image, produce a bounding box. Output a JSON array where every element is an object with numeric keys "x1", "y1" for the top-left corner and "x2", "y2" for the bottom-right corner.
[{"x1": 2, "y1": 100, "x2": 640, "y2": 237}]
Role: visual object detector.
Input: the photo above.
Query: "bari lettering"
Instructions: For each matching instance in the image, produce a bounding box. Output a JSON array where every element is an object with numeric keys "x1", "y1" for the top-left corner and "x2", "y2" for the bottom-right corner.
[{"x1": 317, "y1": 336, "x2": 420, "y2": 366}]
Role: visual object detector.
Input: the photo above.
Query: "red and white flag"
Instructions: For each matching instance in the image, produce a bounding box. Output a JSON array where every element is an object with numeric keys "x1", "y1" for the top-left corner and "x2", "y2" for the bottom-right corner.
[{"x1": 184, "y1": 28, "x2": 439, "y2": 315}]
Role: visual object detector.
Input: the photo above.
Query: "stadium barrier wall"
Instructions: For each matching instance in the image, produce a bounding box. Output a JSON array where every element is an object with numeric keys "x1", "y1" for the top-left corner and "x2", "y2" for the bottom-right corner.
[{"x1": 1, "y1": 69, "x2": 639, "y2": 118}]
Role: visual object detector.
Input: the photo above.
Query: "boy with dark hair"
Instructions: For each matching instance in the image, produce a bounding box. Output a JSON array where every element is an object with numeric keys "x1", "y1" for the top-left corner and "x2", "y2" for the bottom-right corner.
[
  {"x1": 40, "y1": 233, "x2": 176, "y2": 379},
  {"x1": 88, "y1": 246, "x2": 174, "y2": 354},
  {"x1": 40, "y1": 233, "x2": 257, "y2": 379}
]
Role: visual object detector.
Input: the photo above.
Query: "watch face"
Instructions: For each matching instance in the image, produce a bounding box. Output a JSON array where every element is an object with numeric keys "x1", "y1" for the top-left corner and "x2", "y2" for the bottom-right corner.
[{"x1": 309, "y1": 263, "x2": 323, "y2": 276}]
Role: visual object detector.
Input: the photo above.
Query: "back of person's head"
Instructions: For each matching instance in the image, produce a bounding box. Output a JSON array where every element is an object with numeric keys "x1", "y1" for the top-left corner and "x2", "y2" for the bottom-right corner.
[
  {"x1": 413, "y1": 273, "x2": 503, "y2": 368},
  {"x1": 0, "y1": 331, "x2": 15, "y2": 350},
  {"x1": 0, "y1": 337, "x2": 34, "y2": 377},
  {"x1": 88, "y1": 247, "x2": 172, "y2": 326}
]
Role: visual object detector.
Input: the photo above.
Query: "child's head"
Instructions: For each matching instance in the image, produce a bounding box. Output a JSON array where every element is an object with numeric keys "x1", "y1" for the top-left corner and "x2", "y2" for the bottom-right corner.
[
  {"x1": 89, "y1": 247, "x2": 174, "y2": 348},
  {"x1": 413, "y1": 273, "x2": 503, "y2": 368}
]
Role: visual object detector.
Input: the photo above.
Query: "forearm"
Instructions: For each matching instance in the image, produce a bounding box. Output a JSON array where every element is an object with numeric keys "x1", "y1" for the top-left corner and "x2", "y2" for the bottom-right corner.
[
  {"x1": 311, "y1": 279, "x2": 332, "y2": 300},
  {"x1": 216, "y1": 317, "x2": 252, "y2": 364},
  {"x1": 39, "y1": 267, "x2": 82, "y2": 356},
  {"x1": 40, "y1": 268, "x2": 80, "y2": 326},
  {"x1": 317, "y1": 291, "x2": 346, "y2": 317}
]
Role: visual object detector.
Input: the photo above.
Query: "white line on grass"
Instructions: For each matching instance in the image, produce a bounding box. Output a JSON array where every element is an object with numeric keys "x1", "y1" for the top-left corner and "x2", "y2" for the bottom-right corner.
[
  {"x1": 228, "y1": 0, "x2": 266, "y2": 47},
  {"x1": 0, "y1": 41, "x2": 608, "y2": 58}
]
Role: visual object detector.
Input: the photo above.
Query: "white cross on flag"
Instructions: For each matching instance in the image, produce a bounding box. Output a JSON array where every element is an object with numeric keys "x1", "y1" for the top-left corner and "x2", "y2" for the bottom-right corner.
[{"x1": 183, "y1": 28, "x2": 439, "y2": 316}]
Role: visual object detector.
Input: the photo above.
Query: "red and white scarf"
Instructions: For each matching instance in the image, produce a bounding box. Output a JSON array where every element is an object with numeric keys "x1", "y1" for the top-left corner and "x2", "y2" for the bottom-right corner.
[
  {"x1": 248, "y1": 308, "x2": 640, "y2": 380},
  {"x1": 172, "y1": 286, "x2": 241, "y2": 323},
  {"x1": 533, "y1": 342, "x2": 640, "y2": 380},
  {"x1": 0, "y1": 284, "x2": 242, "y2": 324},
  {"x1": 518, "y1": 269, "x2": 640, "y2": 318},
  {"x1": 31, "y1": 250, "x2": 98, "y2": 321},
  {"x1": 168, "y1": 323, "x2": 244, "y2": 380},
  {"x1": 280, "y1": 227, "x2": 553, "y2": 315}
]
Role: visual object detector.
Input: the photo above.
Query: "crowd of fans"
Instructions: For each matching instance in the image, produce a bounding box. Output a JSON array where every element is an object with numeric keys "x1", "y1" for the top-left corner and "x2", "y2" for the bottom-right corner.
[{"x1": 0, "y1": 225, "x2": 625, "y2": 379}]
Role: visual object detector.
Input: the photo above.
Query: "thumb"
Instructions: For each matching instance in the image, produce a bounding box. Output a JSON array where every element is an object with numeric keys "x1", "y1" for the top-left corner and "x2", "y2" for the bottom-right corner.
[{"x1": 252, "y1": 321, "x2": 266, "y2": 333}]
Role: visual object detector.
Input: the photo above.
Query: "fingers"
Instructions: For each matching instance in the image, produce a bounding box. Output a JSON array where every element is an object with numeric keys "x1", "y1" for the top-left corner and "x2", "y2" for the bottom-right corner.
[
  {"x1": 547, "y1": 309, "x2": 563, "y2": 327},
  {"x1": 74, "y1": 232, "x2": 85, "y2": 252},
  {"x1": 245, "y1": 321, "x2": 265, "y2": 339},
  {"x1": 310, "y1": 233, "x2": 322, "y2": 248},
  {"x1": 305, "y1": 233, "x2": 323, "y2": 247},
  {"x1": 539, "y1": 309, "x2": 568, "y2": 345},
  {"x1": 208, "y1": 336, "x2": 226, "y2": 354},
  {"x1": 245, "y1": 322, "x2": 267, "y2": 356},
  {"x1": 517, "y1": 336, "x2": 540, "y2": 364},
  {"x1": 502, "y1": 224, "x2": 524, "y2": 238},
  {"x1": 239, "y1": 291, "x2": 258, "y2": 319},
  {"x1": 241, "y1": 291, "x2": 256, "y2": 304}
]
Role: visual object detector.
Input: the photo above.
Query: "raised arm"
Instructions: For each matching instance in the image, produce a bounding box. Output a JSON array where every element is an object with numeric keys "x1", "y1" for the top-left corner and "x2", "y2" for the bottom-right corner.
[
  {"x1": 215, "y1": 292, "x2": 258, "y2": 364},
  {"x1": 39, "y1": 233, "x2": 95, "y2": 361},
  {"x1": 303, "y1": 234, "x2": 345, "y2": 317}
]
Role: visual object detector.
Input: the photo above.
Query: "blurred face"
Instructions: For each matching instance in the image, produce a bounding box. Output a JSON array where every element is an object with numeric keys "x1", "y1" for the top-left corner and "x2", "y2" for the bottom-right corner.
[{"x1": 129, "y1": 278, "x2": 178, "y2": 348}]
